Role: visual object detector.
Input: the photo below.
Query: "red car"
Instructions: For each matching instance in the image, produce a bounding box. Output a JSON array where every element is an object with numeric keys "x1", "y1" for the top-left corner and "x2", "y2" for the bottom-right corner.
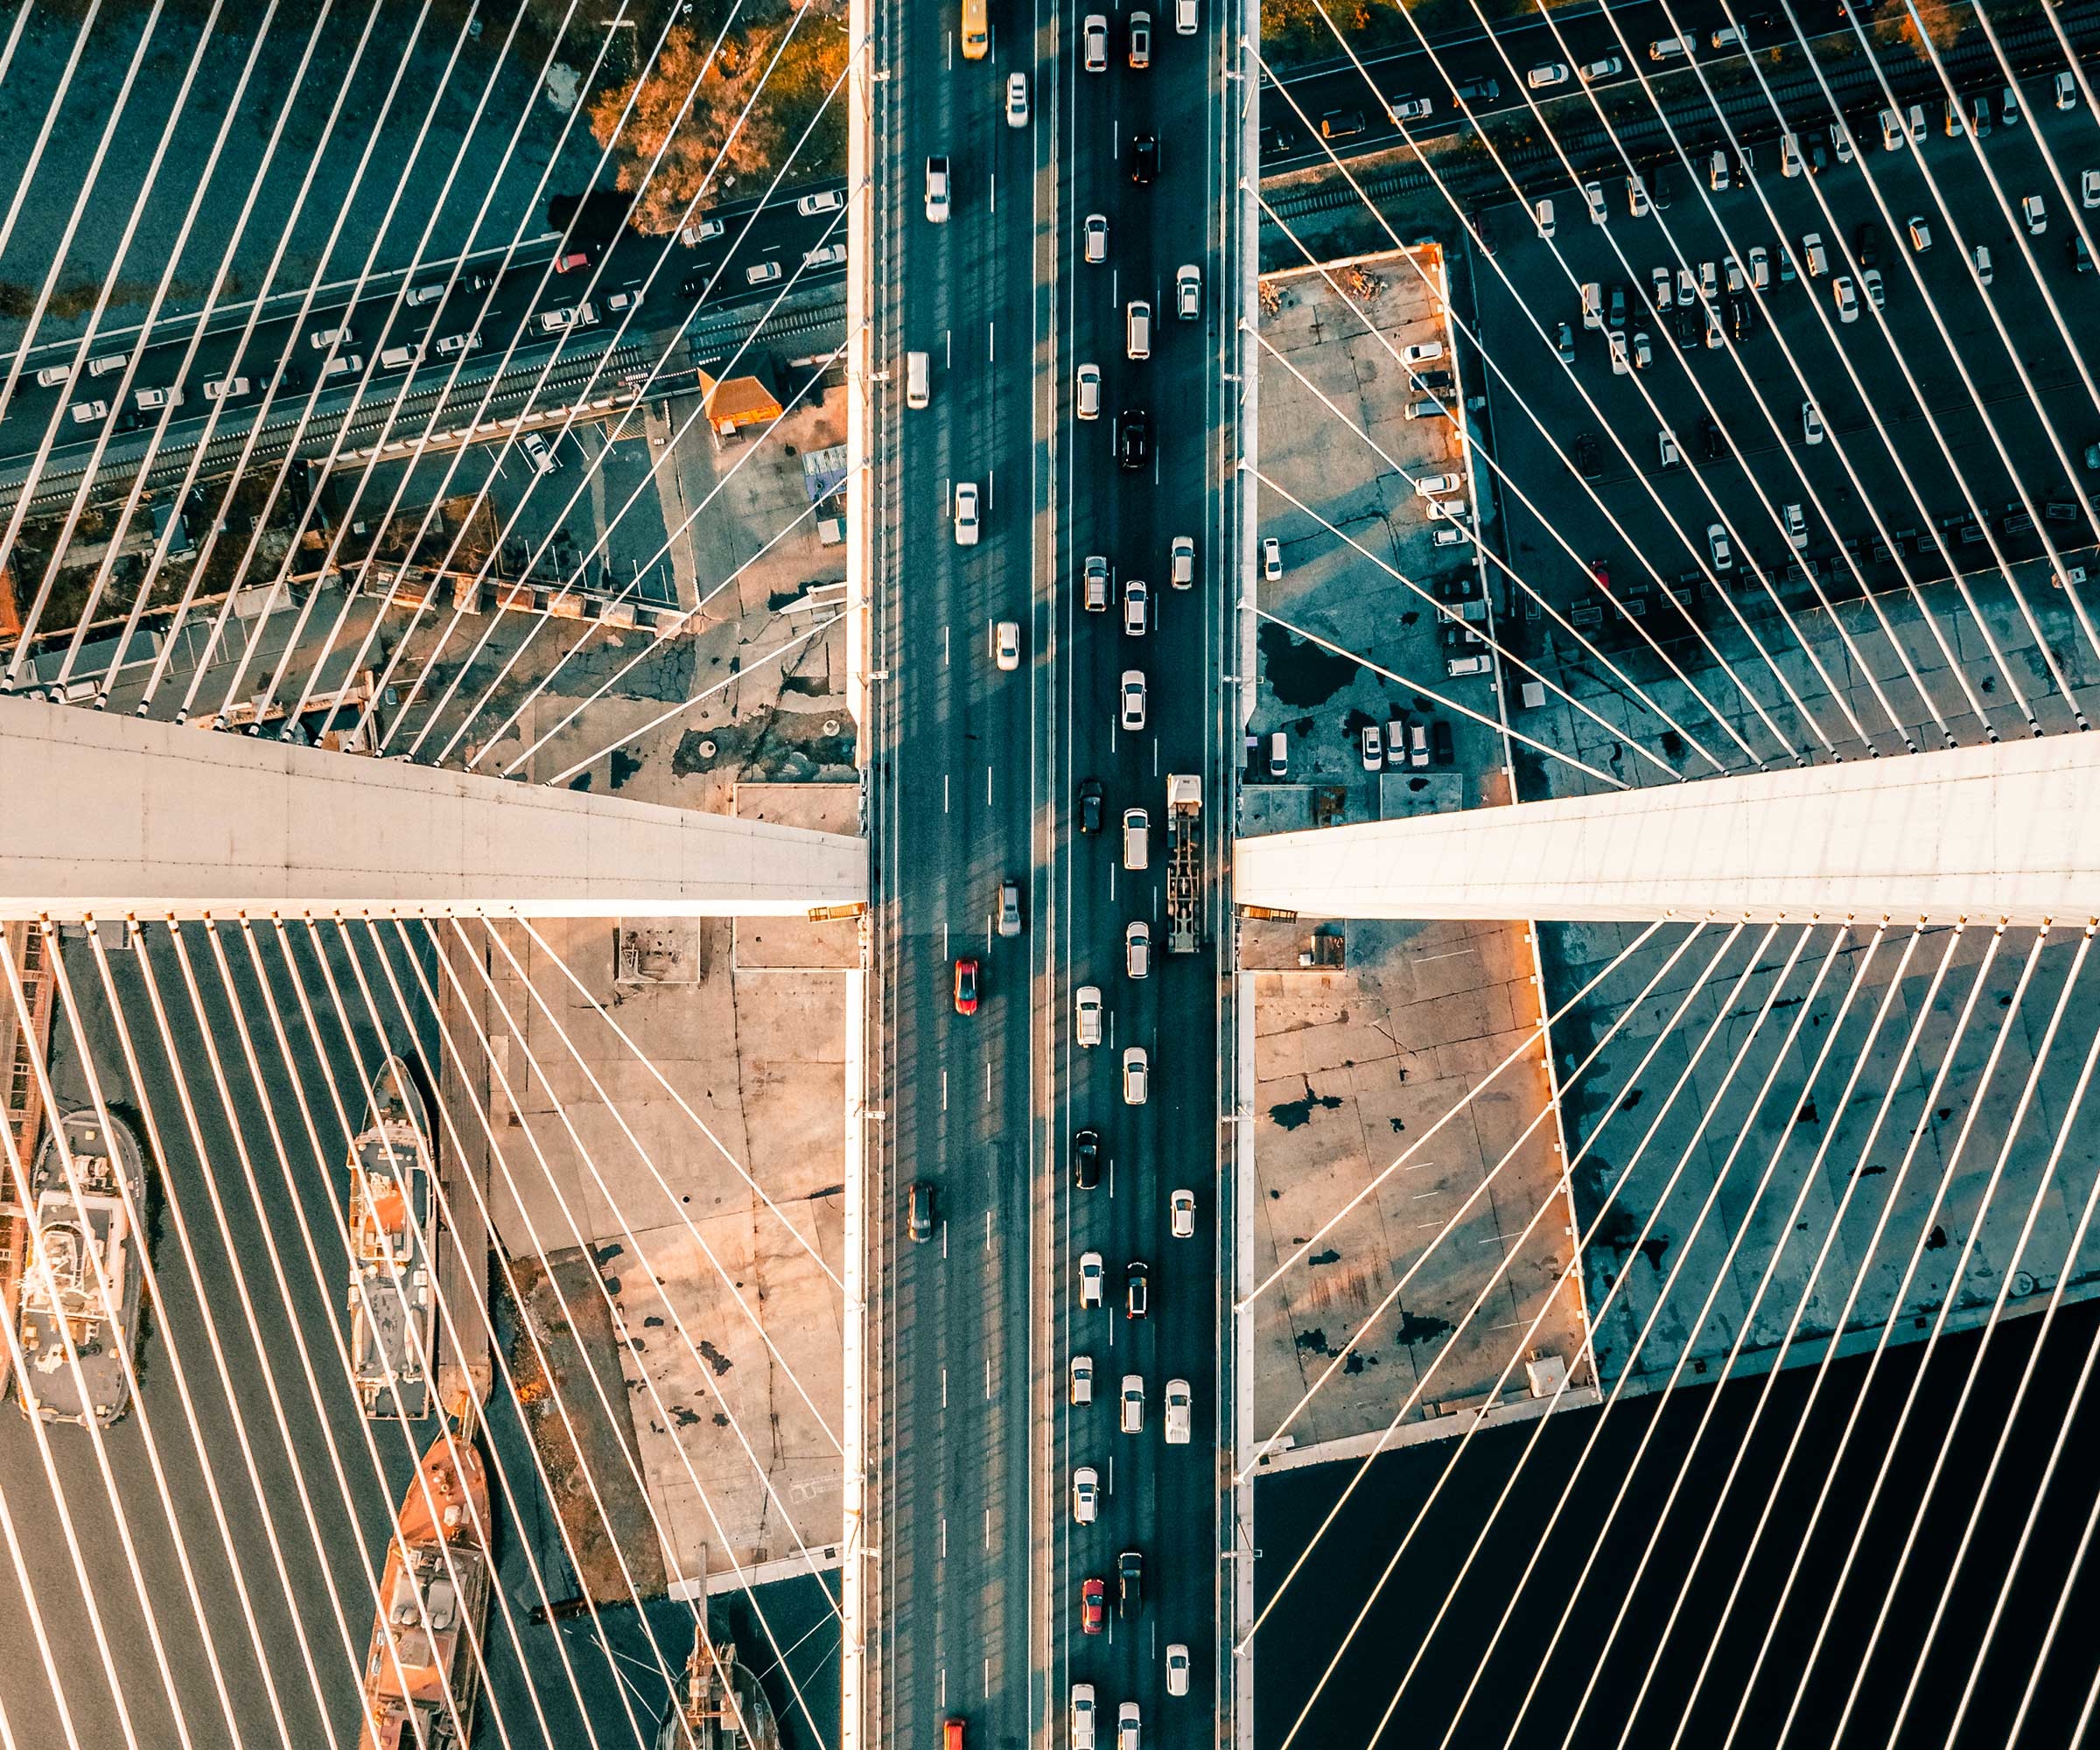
[
  {"x1": 1081, "y1": 1576, "x2": 1107, "y2": 1634},
  {"x1": 554, "y1": 248, "x2": 592, "y2": 272},
  {"x1": 953, "y1": 957, "x2": 980, "y2": 1016}
]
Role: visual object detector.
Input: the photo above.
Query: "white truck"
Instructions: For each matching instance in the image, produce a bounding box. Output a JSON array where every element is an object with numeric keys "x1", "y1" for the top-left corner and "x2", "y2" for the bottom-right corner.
[{"x1": 1166, "y1": 774, "x2": 1201, "y2": 954}]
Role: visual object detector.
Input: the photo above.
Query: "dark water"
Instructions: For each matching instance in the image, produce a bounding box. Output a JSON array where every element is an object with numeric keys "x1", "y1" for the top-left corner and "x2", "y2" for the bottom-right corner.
[{"x1": 1256, "y1": 1298, "x2": 2100, "y2": 1750}]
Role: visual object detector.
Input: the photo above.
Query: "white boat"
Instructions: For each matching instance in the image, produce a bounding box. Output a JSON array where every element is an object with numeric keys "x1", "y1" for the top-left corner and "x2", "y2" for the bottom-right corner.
[{"x1": 346, "y1": 1056, "x2": 436, "y2": 1420}]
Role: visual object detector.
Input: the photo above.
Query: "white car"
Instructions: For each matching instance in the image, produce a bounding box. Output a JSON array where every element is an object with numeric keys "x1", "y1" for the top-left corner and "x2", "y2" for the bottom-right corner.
[
  {"x1": 1118, "y1": 1701, "x2": 1141, "y2": 1750},
  {"x1": 1387, "y1": 94, "x2": 1432, "y2": 123},
  {"x1": 802, "y1": 242, "x2": 847, "y2": 269},
  {"x1": 69, "y1": 399, "x2": 108, "y2": 424},
  {"x1": 1783, "y1": 502, "x2": 1807, "y2": 550},
  {"x1": 746, "y1": 261, "x2": 784, "y2": 286},
  {"x1": 2024, "y1": 192, "x2": 2048, "y2": 234},
  {"x1": 1164, "y1": 1377, "x2": 1192, "y2": 1444},
  {"x1": 1169, "y1": 1188, "x2": 1194, "y2": 1237},
  {"x1": 2085, "y1": 169, "x2": 2100, "y2": 209},
  {"x1": 1084, "y1": 12, "x2": 1109, "y2": 69},
  {"x1": 795, "y1": 187, "x2": 846, "y2": 216},
  {"x1": 2059, "y1": 72, "x2": 2078, "y2": 110},
  {"x1": 1432, "y1": 525, "x2": 1471, "y2": 549},
  {"x1": 1124, "y1": 577, "x2": 1149, "y2": 635},
  {"x1": 1881, "y1": 107, "x2": 1904, "y2": 150},
  {"x1": 1084, "y1": 214, "x2": 1109, "y2": 263},
  {"x1": 1176, "y1": 263, "x2": 1200, "y2": 320},
  {"x1": 1607, "y1": 330, "x2": 1629, "y2": 374},
  {"x1": 1802, "y1": 400, "x2": 1825, "y2": 444},
  {"x1": 1832, "y1": 276, "x2": 1858, "y2": 323},
  {"x1": 994, "y1": 619, "x2": 1020, "y2": 670},
  {"x1": 519, "y1": 430, "x2": 557, "y2": 475},
  {"x1": 1584, "y1": 180, "x2": 1606, "y2": 225},
  {"x1": 1907, "y1": 215, "x2": 1932, "y2": 252},
  {"x1": 954, "y1": 481, "x2": 981, "y2": 545},
  {"x1": 435, "y1": 331, "x2": 482, "y2": 357},
  {"x1": 1708, "y1": 522, "x2": 1733, "y2": 571},
  {"x1": 1073, "y1": 1466, "x2": 1100, "y2": 1523},
  {"x1": 1079, "y1": 1251, "x2": 1105, "y2": 1307},
  {"x1": 1261, "y1": 536, "x2": 1281, "y2": 581},
  {"x1": 1578, "y1": 54, "x2": 1622, "y2": 82},
  {"x1": 1119, "y1": 1373, "x2": 1145, "y2": 1432},
  {"x1": 1176, "y1": 0, "x2": 1197, "y2": 31},
  {"x1": 34, "y1": 362, "x2": 71, "y2": 388},
  {"x1": 1076, "y1": 362, "x2": 1101, "y2": 419},
  {"x1": 1534, "y1": 197, "x2": 1556, "y2": 238},
  {"x1": 1659, "y1": 427, "x2": 1680, "y2": 467},
  {"x1": 1005, "y1": 72, "x2": 1029, "y2": 125},
  {"x1": 1747, "y1": 244, "x2": 1769, "y2": 289},
  {"x1": 539, "y1": 303, "x2": 599, "y2": 332},
  {"x1": 925, "y1": 156, "x2": 950, "y2": 222},
  {"x1": 681, "y1": 215, "x2": 726, "y2": 245},
  {"x1": 1650, "y1": 265, "x2": 1673, "y2": 309},
  {"x1": 1631, "y1": 330, "x2": 1651, "y2": 370},
  {"x1": 1628, "y1": 173, "x2": 1650, "y2": 217},
  {"x1": 1415, "y1": 472, "x2": 1461, "y2": 496},
  {"x1": 1071, "y1": 1354, "x2": 1094, "y2": 1403},
  {"x1": 1073, "y1": 1685, "x2": 1098, "y2": 1750},
  {"x1": 1125, "y1": 920, "x2": 1151, "y2": 978},
  {"x1": 1526, "y1": 61, "x2": 1569, "y2": 88},
  {"x1": 1402, "y1": 340, "x2": 1444, "y2": 367},
  {"x1": 1075, "y1": 984, "x2": 1104, "y2": 1047},
  {"x1": 203, "y1": 375, "x2": 249, "y2": 402},
  {"x1": 1170, "y1": 535, "x2": 1194, "y2": 587},
  {"x1": 1120, "y1": 669, "x2": 1146, "y2": 731},
  {"x1": 135, "y1": 385, "x2": 185, "y2": 410},
  {"x1": 1166, "y1": 1643, "x2": 1190, "y2": 1695},
  {"x1": 1362, "y1": 724, "x2": 1382, "y2": 769},
  {"x1": 1122, "y1": 1046, "x2": 1149, "y2": 1105}
]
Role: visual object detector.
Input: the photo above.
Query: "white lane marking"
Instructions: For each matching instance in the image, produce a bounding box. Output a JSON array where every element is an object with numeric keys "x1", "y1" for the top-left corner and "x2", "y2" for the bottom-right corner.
[
  {"x1": 985, "y1": 1208, "x2": 993, "y2": 1250},
  {"x1": 988, "y1": 466, "x2": 995, "y2": 511},
  {"x1": 942, "y1": 1068, "x2": 948, "y2": 1110},
  {"x1": 947, "y1": 29, "x2": 953, "y2": 67},
  {"x1": 1112, "y1": 268, "x2": 1119, "y2": 308},
  {"x1": 984, "y1": 1507, "x2": 992, "y2": 1547},
  {"x1": 940, "y1": 1670, "x2": 947, "y2": 1707},
  {"x1": 941, "y1": 1517, "x2": 948, "y2": 1558},
  {"x1": 942, "y1": 1367, "x2": 948, "y2": 1409},
  {"x1": 985, "y1": 1056, "x2": 992, "y2": 1102},
  {"x1": 946, "y1": 328, "x2": 952, "y2": 368},
  {"x1": 1152, "y1": 738, "x2": 1159, "y2": 775},
  {"x1": 942, "y1": 1221, "x2": 949, "y2": 1257},
  {"x1": 1109, "y1": 1455, "x2": 1115, "y2": 1494},
  {"x1": 985, "y1": 764, "x2": 992, "y2": 805},
  {"x1": 990, "y1": 172, "x2": 997, "y2": 214},
  {"x1": 942, "y1": 920, "x2": 949, "y2": 957},
  {"x1": 944, "y1": 625, "x2": 950, "y2": 665},
  {"x1": 983, "y1": 1658, "x2": 991, "y2": 1698},
  {"x1": 1110, "y1": 865, "x2": 1116, "y2": 901},
  {"x1": 985, "y1": 1354, "x2": 994, "y2": 1399},
  {"x1": 944, "y1": 773, "x2": 950, "y2": 812},
  {"x1": 988, "y1": 321, "x2": 995, "y2": 362}
]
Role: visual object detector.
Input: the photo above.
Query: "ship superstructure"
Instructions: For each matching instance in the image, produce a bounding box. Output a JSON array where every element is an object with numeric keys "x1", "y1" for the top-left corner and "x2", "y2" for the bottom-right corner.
[
  {"x1": 346, "y1": 1056, "x2": 436, "y2": 1421},
  {"x1": 14, "y1": 1107, "x2": 147, "y2": 1427}
]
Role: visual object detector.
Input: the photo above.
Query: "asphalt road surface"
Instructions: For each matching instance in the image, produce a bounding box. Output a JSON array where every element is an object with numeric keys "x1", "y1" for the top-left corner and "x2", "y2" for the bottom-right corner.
[{"x1": 874, "y1": 0, "x2": 1232, "y2": 1746}]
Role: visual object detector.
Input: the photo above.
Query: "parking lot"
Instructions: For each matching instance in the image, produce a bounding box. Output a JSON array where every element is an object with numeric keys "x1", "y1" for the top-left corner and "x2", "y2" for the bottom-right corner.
[{"x1": 1464, "y1": 63, "x2": 2100, "y2": 781}]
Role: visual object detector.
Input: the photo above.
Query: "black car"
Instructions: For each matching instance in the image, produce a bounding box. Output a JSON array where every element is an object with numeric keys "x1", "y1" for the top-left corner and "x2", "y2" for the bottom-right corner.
[
  {"x1": 1124, "y1": 1259, "x2": 1150, "y2": 1320},
  {"x1": 1431, "y1": 719, "x2": 1454, "y2": 765},
  {"x1": 1672, "y1": 303, "x2": 1701, "y2": 351},
  {"x1": 1117, "y1": 1549, "x2": 1144, "y2": 1617},
  {"x1": 1117, "y1": 408, "x2": 1149, "y2": 471},
  {"x1": 1128, "y1": 132, "x2": 1159, "y2": 183},
  {"x1": 1701, "y1": 411, "x2": 1727, "y2": 460},
  {"x1": 908, "y1": 1180, "x2": 934, "y2": 1242},
  {"x1": 1453, "y1": 76, "x2": 1500, "y2": 102},
  {"x1": 1606, "y1": 283, "x2": 1627, "y2": 329},
  {"x1": 1432, "y1": 574, "x2": 1477, "y2": 602},
  {"x1": 1726, "y1": 294, "x2": 1756, "y2": 341},
  {"x1": 1073, "y1": 1126, "x2": 1102, "y2": 1190},
  {"x1": 2071, "y1": 234, "x2": 2095, "y2": 274},
  {"x1": 1259, "y1": 124, "x2": 1298, "y2": 158},
  {"x1": 1077, "y1": 778, "x2": 1105, "y2": 833},
  {"x1": 1573, "y1": 433, "x2": 1602, "y2": 481},
  {"x1": 680, "y1": 270, "x2": 711, "y2": 299},
  {"x1": 1853, "y1": 222, "x2": 1880, "y2": 268}
]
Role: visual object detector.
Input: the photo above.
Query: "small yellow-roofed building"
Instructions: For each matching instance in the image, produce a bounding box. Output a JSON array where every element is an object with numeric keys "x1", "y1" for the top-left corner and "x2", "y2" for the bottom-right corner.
[{"x1": 697, "y1": 370, "x2": 783, "y2": 439}]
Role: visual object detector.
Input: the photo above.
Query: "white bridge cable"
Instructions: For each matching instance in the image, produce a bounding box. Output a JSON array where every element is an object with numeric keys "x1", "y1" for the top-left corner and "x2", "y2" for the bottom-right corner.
[
  {"x1": 285, "y1": 0, "x2": 789, "y2": 749},
  {"x1": 1764, "y1": 920, "x2": 2058, "y2": 1739},
  {"x1": 1254, "y1": 190, "x2": 1747, "y2": 777},
  {"x1": 1248, "y1": 595, "x2": 1629, "y2": 790},
  {"x1": 79, "y1": 921, "x2": 355, "y2": 1743},
  {"x1": 235, "y1": 0, "x2": 610, "y2": 731},
  {"x1": 416, "y1": 916, "x2": 837, "y2": 1746},
  {"x1": 1240, "y1": 332, "x2": 1695, "y2": 785},
  {"x1": 1682, "y1": 0, "x2": 2096, "y2": 726},
  {"x1": 280, "y1": 917, "x2": 704, "y2": 1750},
  {"x1": 1879, "y1": 930, "x2": 2100, "y2": 1749},
  {"x1": 1633, "y1": 918, "x2": 1979, "y2": 1749},
  {"x1": 1505, "y1": 924, "x2": 1892, "y2": 1750},
  {"x1": 1241, "y1": 919, "x2": 1674, "y2": 1307},
  {"x1": 342, "y1": 918, "x2": 735, "y2": 1747},
  {"x1": 1366, "y1": 9, "x2": 1886, "y2": 757},
  {"x1": 200, "y1": 0, "x2": 524, "y2": 732},
  {"x1": 0, "y1": 939, "x2": 192, "y2": 1750},
  {"x1": 1797, "y1": 0, "x2": 2100, "y2": 665},
  {"x1": 348, "y1": 8, "x2": 857, "y2": 759},
  {"x1": 1250, "y1": 920, "x2": 1743, "y2": 1701},
  {"x1": 0, "y1": 0, "x2": 246, "y2": 648},
  {"x1": 511, "y1": 914, "x2": 844, "y2": 1291},
  {"x1": 393, "y1": 29, "x2": 866, "y2": 766},
  {"x1": 1241, "y1": 919, "x2": 1712, "y2": 1487},
  {"x1": 1254, "y1": 43, "x2": 1779, "y2": 769},
  {"x1": 1777, "y1": 926, "x2": 2075, "y2": 1750},
  {"x1": 1405, "y1": 922, "x2": 1821, "y2": 1749},
  {"x1": 1290, "y1": 17, "x2": 1828, "y2": 763},
  {"x1": 458, "y1": 917, "x2": 850, "y2": 1556},
  {"x1": 465, "y1": 494, "x2": 825, "y2": 774},
  {"x1": 1701, "y1": 921, "x2": 2021, "y2": 1750},
  {"x1": 334, "y1": 920, "x2": 722, "y2": 1750},
  {"x1": 37, "y1": 928, "x2": 286, "y2": 1749},
  {"x1": 40, "y1": 0, "x2": 292, "y2": 696},
  {"x1": 133, "y1": 920, "x2": 433, "y2": 1738},
  {"x1": 207, "y1": 919, "x2": 625, "y2": 1750},
  {"x1": 1585, "y1": 921, "x2": 1937, "y2": 1750},
  {"x1": 1502, "y1": 2, "x2": 1964, "y2": 750},
  {"x1": 156, "y1": 920, "x2": 490, "y2": 1749},
  {"x1": 1247, "y1": 922, "x2": 1754, "y2": 1662}
]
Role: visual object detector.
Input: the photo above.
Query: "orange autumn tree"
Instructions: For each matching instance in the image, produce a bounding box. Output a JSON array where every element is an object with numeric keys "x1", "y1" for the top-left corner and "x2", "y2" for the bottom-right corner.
[{"x1": 588, "y1": 4, "x2": 849, "y2": 237}]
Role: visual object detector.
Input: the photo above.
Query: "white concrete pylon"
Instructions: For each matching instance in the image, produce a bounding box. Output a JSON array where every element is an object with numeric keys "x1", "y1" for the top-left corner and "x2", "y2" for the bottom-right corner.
[
  {"x1": 1234, "y1": 735, "x2": 2100, "y2": 925},
  {"x1": 0, "y1": 696, "x2": 865, "y2": 920}
]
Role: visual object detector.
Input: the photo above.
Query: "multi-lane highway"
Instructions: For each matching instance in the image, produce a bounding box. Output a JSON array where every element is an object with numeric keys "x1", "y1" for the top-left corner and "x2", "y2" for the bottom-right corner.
[{"x1": 873, "y1": 0, "x2": 1235, "y2": 1745}]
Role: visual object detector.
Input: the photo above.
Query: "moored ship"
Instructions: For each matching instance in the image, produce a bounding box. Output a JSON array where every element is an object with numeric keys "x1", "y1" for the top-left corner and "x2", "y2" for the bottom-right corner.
[
  {"x1": 358, "y1": 1408, "x2": 493, "y2": 1750},
  {"x1": 346, "y1": 1056, "x2": 436, "y2": 1421},
  {"x1": 14, "y1": 1107, "x2": 147, "y2": 1427}
]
